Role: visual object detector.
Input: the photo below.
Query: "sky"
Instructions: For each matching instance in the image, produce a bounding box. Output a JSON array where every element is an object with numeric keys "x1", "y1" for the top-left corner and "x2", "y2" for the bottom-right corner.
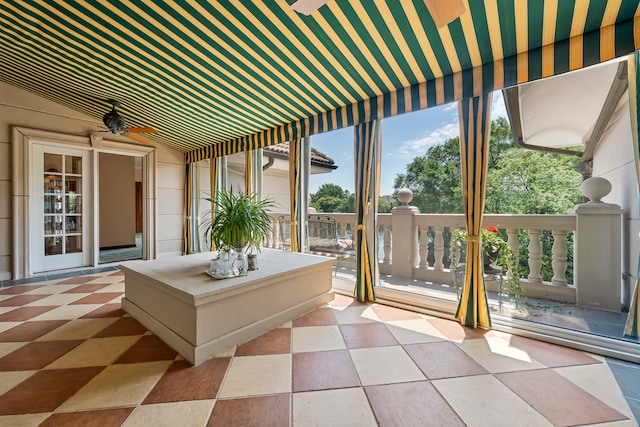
[{"x1": 309, "y1": 91, "x2": 509, "y2": 196}]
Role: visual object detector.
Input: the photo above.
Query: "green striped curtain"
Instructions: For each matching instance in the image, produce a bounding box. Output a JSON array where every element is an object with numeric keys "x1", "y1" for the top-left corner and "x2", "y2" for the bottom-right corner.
[
  {"x1": 624, "y1": 51, "x2": 639, "y2": 340},
  {"x1": 183, "y1": 162, "x2": 201, "y2": 254},
  {"x1": 209, "y1": 156, "x2": 218, "y2": 251},
  {"x1": 289, "y1": 139, "x2": 302, "y2": 252},
  {"x1": 353, "y1": 120, "x2": 381, "y2": 302},
  {"x1": 456, "y1": 94, "x2": 492, "y2": 329}
]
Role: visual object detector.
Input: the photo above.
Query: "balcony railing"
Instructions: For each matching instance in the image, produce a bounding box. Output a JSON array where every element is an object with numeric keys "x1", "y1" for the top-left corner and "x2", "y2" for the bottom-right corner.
[{"x1": 265, "y1": 194, "x2": 621, "y2": 311}]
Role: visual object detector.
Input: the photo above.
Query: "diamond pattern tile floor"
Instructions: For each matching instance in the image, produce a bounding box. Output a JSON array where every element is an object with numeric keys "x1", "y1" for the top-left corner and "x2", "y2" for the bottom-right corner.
[{"x1": 0, "y1": 270, "x2": 637, "y2": 426}]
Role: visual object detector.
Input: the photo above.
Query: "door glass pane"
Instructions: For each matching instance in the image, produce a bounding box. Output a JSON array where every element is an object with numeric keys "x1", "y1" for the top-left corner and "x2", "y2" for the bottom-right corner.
[
  {"x1": 65, "y1": 156, "x2": 82, "y2": 175},
  {"x1": 45, "y1": 236, "x2": 62, "y2": 255},
  {"x1": 66, "y1": 216, "x2": 81, "y2": 233},
  {"x1": 66, "y1": 235, "x2": 82, "y2": 253},
  {"x1": 66, "y1": 194, "x2": 82, "y2": 214},
  {"x1": 44, "y1": 153, "x2": 62, "y2": 176},
  {"x1": 65, "y1": 177, "x2": 81, "y2": 193}
]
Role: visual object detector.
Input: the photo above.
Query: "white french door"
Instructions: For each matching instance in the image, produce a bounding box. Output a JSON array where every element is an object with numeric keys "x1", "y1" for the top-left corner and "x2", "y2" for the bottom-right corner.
[{"x1": 32, "y1": 144, "x2": 92, "y2": 272}]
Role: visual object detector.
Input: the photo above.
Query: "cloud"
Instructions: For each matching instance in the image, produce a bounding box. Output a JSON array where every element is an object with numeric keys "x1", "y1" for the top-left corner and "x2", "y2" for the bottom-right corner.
[
  {"x1": 491, "y1": 91, "x2": 508, "y2": 120},
  {"x1": 393, "y1": 122, "x2": 459, "y2": 159}
]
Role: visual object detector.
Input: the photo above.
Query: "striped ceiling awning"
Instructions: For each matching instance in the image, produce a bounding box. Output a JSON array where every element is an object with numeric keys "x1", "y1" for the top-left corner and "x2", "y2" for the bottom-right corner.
[{"x1": 1, "y1": 1, "x2": 638, "y2": 163}]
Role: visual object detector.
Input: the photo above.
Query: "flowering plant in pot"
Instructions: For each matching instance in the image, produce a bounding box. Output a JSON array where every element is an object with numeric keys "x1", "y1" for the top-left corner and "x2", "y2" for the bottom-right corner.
[{"x1": 450, "y1": 226, "x2": 525, "y2": 305}]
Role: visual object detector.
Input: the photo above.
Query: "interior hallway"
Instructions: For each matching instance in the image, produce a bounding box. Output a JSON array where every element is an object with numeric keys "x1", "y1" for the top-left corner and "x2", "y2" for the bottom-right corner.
[{"x1": 0, "y1": 269, "x2": 637, "y2": 426}]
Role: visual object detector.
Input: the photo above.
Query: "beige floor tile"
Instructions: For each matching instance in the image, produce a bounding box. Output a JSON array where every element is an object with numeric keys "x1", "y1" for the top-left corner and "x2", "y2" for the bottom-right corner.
[
  {"x1": 86, "y1": 276, "x2": 125, "y2": 285},
  {"x1": 332, "y1": 306, "x2": 379, "y2": 324},
  {"x1": 218, "y1": 354, "x2": 291, "y2": 398},
  {"x1": 432, "y1": 374, "x2": 553, "y2": 427},
  {"x1": 95, "y1": 282, "x2": 125, "y2": 293},
  {"x1": 0, "y1": 371, "x2": 36, "y2": 396},
  {"x1": 29, "y1": 304, "x2": 102, "y2": 321},
  {"x1": 0, "y1": 413, "x2": 51, "y2": 427},
  {"x1": 0, "y1": 322, "x2": 20, "y2": 334},
  {"x1": 0, "y1": 307, "x2": 16, "y2": 315},
  {"x1": 124, "y1": 400, "x2": 215, "y2": 427},
  {"x1": 25, "y1": 293, "x2": 88, "y2": 306},
  {"x1": 58, "y1": 361, "x2": 171, "y2": 411},
  {"x1": 384, "y1": 319, "x2": 447, "y2": 344},
  {"x1": 293, "y1": 387, "x2": 377, "y2": 427},
  {"x1": 279, "y1": 320, "x2": 292, "y2": 328},
  {"x1": 457, "y1": 336, "x2": 546, "y2": 373},
  {"x1": 36, "y1": 318, "x2": 118, "y2": 341},
  {"x1": 292, "y1": 326, "x2": 346, "y2": 353},
  {"x1": 350, "y1": 346, "x2": 425, "y2": 385},
  {"x1": 584, "y1": 421, "x2": 639, "y2": 427},
  {"x1": 555, "y1": 364, "x2": 633, "y2": 418},
  {"x1": 0, "y1": 342, "x2": 27, "y2": 358},
  {"x1": 44, "y1": 336, "x2": 141, "y2": 369}
]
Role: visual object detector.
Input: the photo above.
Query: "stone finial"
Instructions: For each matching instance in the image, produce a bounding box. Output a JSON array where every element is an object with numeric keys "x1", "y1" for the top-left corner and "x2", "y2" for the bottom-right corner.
[
  {"x1": 396, "y1": 188, "x2": 413, "y2": 206},
  {"x1": 580, "y1": 177, "x2": 611, "y2": 203}
]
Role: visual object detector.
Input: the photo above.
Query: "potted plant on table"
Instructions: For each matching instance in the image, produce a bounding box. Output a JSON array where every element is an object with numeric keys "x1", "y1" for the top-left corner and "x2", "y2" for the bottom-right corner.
[
  {"x1": 202, "y1": 188, "x2": 273, "y2": 275},
  {"x1": 450, "y1": 226, "x2": 525, "y2": 306}
]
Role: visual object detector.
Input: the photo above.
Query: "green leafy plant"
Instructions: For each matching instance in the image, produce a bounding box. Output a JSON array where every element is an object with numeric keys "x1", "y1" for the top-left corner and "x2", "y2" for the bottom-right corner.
[
  {"x1": 202, "y1": 188, "x2": 274, "y2": 253},
  {"x1": 450, "y1": 226, "x2": 525, "y2": 307}
]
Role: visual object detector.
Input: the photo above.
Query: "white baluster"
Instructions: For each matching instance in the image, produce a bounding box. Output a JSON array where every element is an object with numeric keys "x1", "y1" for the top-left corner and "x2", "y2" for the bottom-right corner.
[
  {"x1": 418, "y1": 225, "x2": 429, "y2": 268},
  {"x1": 551, "y1": 229, "x2": 568, "y2": 286},
  {"x1": 433, "y1": 226, "x2": 444, "y2": 271},
  {"x1": 527, "y1": 229, "x2": 543, "y2": 283},
  {"x1": 383, "y1": 224, "x2": 391, "y2": 265}
]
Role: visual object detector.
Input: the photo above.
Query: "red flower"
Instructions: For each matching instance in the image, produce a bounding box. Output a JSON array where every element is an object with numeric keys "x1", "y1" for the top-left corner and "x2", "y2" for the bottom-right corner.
[{"x1": 485, "y1": 226, "x2": 499, "y2": 234}]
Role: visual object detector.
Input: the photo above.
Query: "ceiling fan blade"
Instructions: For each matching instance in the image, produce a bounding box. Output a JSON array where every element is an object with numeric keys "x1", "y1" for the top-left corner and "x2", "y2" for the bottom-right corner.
[
  {"x1": 125, "y1": 133, "x2": 154, "y2": 144},
  {"x1": 424, "y1": 0, "x2": 465, "y2": 28},
  {"x1": 290, "y1": 0, "x2": 330, "y2": 15},
  {"x1": 125, "y1": 126, "x2": 158, "y2": 134}
]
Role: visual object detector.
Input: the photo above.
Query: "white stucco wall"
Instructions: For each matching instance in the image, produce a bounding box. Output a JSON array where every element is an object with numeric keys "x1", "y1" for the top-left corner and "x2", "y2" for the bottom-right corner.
[
  {"x1": 592, "y1": 98, "x2": 639, "y2": 306},
  {"x1": 0, "y1": 81, "x2": 185, "y2": 278}
]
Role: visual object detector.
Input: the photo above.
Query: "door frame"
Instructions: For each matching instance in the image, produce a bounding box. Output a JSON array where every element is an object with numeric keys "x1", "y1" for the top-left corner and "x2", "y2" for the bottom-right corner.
[{"x1": 11, "y1": 127, "x2": 157, "y2": 279}]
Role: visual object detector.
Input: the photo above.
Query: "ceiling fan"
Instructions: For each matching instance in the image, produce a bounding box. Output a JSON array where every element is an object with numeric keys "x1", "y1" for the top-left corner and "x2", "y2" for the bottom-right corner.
[
  {"x1": 290, "y1": 0, "x2": 465, "y2": 28},
  {"x1": 98, "y1": 99, "x2": 158, "y2": 144}
]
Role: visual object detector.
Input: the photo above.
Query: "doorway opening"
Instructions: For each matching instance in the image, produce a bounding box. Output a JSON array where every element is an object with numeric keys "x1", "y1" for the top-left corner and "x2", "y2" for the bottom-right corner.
[{"x1": 99, "y1": 153, "x2": 143, "y2": 263}]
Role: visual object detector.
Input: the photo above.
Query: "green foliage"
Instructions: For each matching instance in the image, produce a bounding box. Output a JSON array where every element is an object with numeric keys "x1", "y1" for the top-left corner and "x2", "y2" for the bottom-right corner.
[
  {"x1": 310, "y1": 184, "x2": 390, "y2": 214},
  {"x1": 203, "y1": 188, "x2": 274, "y2": 253}
]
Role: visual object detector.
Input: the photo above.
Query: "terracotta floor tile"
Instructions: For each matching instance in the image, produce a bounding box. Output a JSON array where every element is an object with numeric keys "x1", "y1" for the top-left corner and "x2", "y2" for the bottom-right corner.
[
  {"x1": 92, "y1": 316, "x2": 147, "y2": 337},
  {"x1": 80, "y1": 303, "x2": 126, "y2": 319},
  {"x1": 69, "y1": 292, "x2": 123, "y2": 305},
  {"x1": 366, "y1": 381, "x2": 464, "y2": 426},
  {"x1": 427, "y1": 317, "x2": 490, "y2": 342},
  {"x1": 62, "y1": 284, "x2": 112, "y2": 293},
  {"x1": 0, "y1": 367, "x2": 103, "y2": 415},
  {"x1": 114, "y1": 335, "x2": 177, "y2": 363},
  {"x1": 144, "y1": 358, "x2": 231, "y2": 403},
  {"x1": 292, "y1": 307, "x2": 337, "y2": 327},
  {"x1": 339, "y1": 323, "x2": 398, "y2": 348},
  {"x1": 497, "y1": 369, "x2": 629, "y2": 426},
  {"x1": 0, "y1": 340, "x2": 83, "y2": 371},
  {"x1": 208, "y1": 394, "x2": 290, "y2": 427},
  {"x1": 371, "y1": 304, "x2": 423, "y2": 321},
  {"x1": 293, "y1": 350, "x2": 360, "y2": 392},
  {"x1": 54, "y1": 276, "x2": 100, "y2": 285},
  {"x1": 0, "y1": 294, "x2": 49, "y2": 306},
  {"x1": 0, "y1": 306, "x2": 57, "y2": 322},
  {"x1": 0, "y1": 320, "x2": 69, "y2": 342},
  {"x1": 235, "y1": 328, "x2": 291, "y2": 356},
  {"x1": 404, "y1": 341, "x2": 487, "y2": 379},
  {"x1": 508, "y1": 335, "x2": 600, "y2": 367},
  {"x1": 0, "y1": 285, "x2": 45, "y2": 295},
  {"x1": 40, "y1": 407, "x2": 134, "y2": 427}
]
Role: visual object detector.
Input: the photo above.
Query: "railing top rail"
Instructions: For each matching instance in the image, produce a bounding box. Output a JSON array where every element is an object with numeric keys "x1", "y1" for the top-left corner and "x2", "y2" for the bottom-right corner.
[{"x1": 412, "y1": 213, "x2": 576, "y2": 230}]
